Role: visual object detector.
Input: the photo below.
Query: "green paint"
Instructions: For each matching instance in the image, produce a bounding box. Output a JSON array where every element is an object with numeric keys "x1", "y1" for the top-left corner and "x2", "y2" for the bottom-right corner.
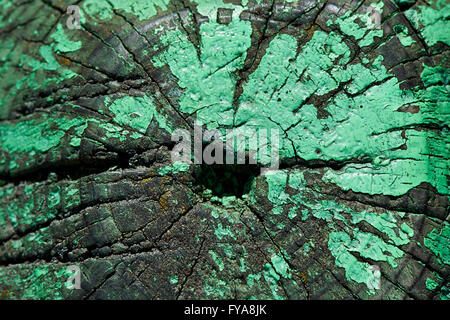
[
  {"x1": 214, "y1": 223, "x2": 236, "y2": 240},
  {"x1": 400, "y1": 222, "x2": 414, "y2": 238},
  {"x1": 393, "y1": 25, "x2": 416, "y2": 47},
  {"x1": 261, "y1": 263, "x2": 286, "y2": 300},
  {"x1": 153, "y1": 18, "x2": 252, "y2": 128},
  {"x1": 239, "y1": 256, "x2": 247, "y2": 273},
  {"x1": 246, "y1": 251, "x2": 297, "y2": 300},
  {"x1": 259, "y1": 169, "x2": 414, "y2": 292},
  {"x1": 350, "y1": 211, "x2": 413, "y2": 246},
  {"x1": 11, "y1": 240, "x2": 22, "y2": 249},
  {"x1": 210, "y1": 209, "x2": 219, "y2": 219},
  {"x1": 234, "y1": 28, "x2": 446, "y2": 195},
  {"x1": 0, "y1": 264, "x2": 72, "y2": 300},
  {"x1": 106, "y1": 95, "x2": 173, "y2": 134},
  {"x1": 265, "y1": 170, "x2": 291, "y2": 215},
  {"x1": 321, "y1": 59, "x2": 449, "y2": 196},
  {"x1": 152, "y1": 1, "x2": 448, "y2": 198},
  {"x1": 28, "y1": 46, "x2": 60, "y2": 71},
  {"x1": 329, "y1": 3, "x2": 384, "y2": 47},
  {"x1": 83, "y1": 0, "x2": 170, "y2": 21},
  {"x1": 328, "y1": 231, "x2": 382, "y2": 294},
  {"x1": 0, "y1": 183, "x2": 73, "y2": 233},
  {"x1": 0, "y1": 116, "x2": 86, "y2": 170},
  {"x1": 440, "y1": 285, "x2": 450, "y2": 300},
  {"x1": 209, "y1": 250, "x2": 225, "y2": 271},
  {"x1": 424, "y1": 223, "x2": 450, "y2": 265},
  {"x1": 425, "y1": 278, "x2": 439, "y2": 290},
  {"x1": 0, "y1": 0, "x2": 448, "y2": 300},
  {"x1": 169, "y1": 275, "x2": 178, "y2": 284},
  {"x1": 204, "y1": 201, "x2": 242, "y2": 225},
  {"x1": 94, "y1": 120, "x2": 141, "y2": 142},
  {"x1": 51, "y1": 24, "x2": 82, "y2": 53},
  {"x1": 246, "y1": 273, "x2": 262, "y2": 287},
  {"x1": 204, "y1": 270, "x2": 228, "y2": 298},
  {"x1": 404, "y1": 0, "x2": 450, "y2": 47},
  {"x1": 193, "y1": 0, "x2": 247, "y2": 20},
  {"x1": 46, "y1": 0, "x2": 446, "y2": 200},
  {"x1": 300, "y1": 242, "x2": 311, "y2": 256},
  {"x1": 23, "y1": 45, "x2": 79, "y2": 87},
  {"x1": 288, "y1": 207, "x2": 297, "y2": 219},
  {"x1": 301, "y1": 209, "x2": 309, "y2": 221},
  {"x1": 271, "y1": 254, "x2": 291, "y2": 279},
  {"x1": 0, "y1": 28, "x2": 81, "y2": 118}
]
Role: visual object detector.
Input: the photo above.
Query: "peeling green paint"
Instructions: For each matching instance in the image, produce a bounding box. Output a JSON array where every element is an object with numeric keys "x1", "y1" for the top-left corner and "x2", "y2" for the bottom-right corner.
[
  {"x1": 106, "y1": 95, "x2": 173, "y2": 134},
  {"x1": 83, "y1": 0, "x2": 170, "y2": 21},
  {"x1": 328, "y1": 231, "x2": 383, "y2": 294},
  {"x1": 209, "y1": 250, "x2": 224, "y2": 271},
  {"x1": 214, "y1": 223, "x2": 236, "y2": 241},
  {"x1": 425, "y1": 277, "x2": 439, "y2": 290},
  {"x1": 153, "y1": 18, "x2": 252, "y2": 128},
  {"x1": 0, "y1": 0, "x2": 448, "y2": 301},
  {"x1": 0, "y1": 116, "x2": 87, "y2": 170},
  {"x1": 393, "y1": 25, "x2": 416, "y2": 47},
  {"x1": 329, "y1": 3, "x2": 384, "y2": 47},
  {"x1": 151, "y1": 1, "x2": 448, "y2": 198},
  {"x1": 51, "y1": 23, "x2": 82, "y2": 54},
  {"x1": 259, "y1": 169, "x2": 415, "y2": 292},
  {"x1": 404, "y1": 0, "x2": 450, "y2": 47},
  {"x1": 424, "y1": 223, "x2": 450, "y2": 265},
  {"x1": 0, "y1": 265, "x2": 72, "y2": 300},
  {"x1": 169, "y1": 275, "x2": 178, "y2": 284}
]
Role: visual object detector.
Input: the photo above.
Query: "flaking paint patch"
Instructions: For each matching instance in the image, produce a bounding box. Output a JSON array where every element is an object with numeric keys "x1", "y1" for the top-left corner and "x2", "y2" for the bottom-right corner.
[
  {"x1": 152, "y1": 2, "x2": 448, "y2": 198},
  {"x1": 328, "y1": 3, "x2": 384, "y2": 47},
  {"x1": 425, "y1": 277, "x2": 439, "y2": 290},
  {"x1": 404, "y1": 0, "x2": 450, "y2": 47},
  {"x1": 328, "y1": 231, "x2": 383, "y2": 294},
  {"x1": 393, "y1": 25, "x2": 416, "y2": 47},
  {"x1": 106, "y1": 95, "x2": 173, "y2": 134},
  {"x1": 83, "y1": 0, "x2": 170, "y2": 21},
  {"x1": 153, "y1": 18, "x2": 252, "y2": 128},
  {"x1": 158, "y1": 162, "x2": 190, "y2": 176},
  {"x1": 424, "y1": 222, "x2": 450, "y2": 265},
  {"x1": 50, "y1": 24, "x2": 82, "y2": 54},
  {"x1": 0, "y1": 116, "x2": 87, "y2": 170},
  {"x1": 0, "y1": 264, "x2": 72, "y2": 300}
]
